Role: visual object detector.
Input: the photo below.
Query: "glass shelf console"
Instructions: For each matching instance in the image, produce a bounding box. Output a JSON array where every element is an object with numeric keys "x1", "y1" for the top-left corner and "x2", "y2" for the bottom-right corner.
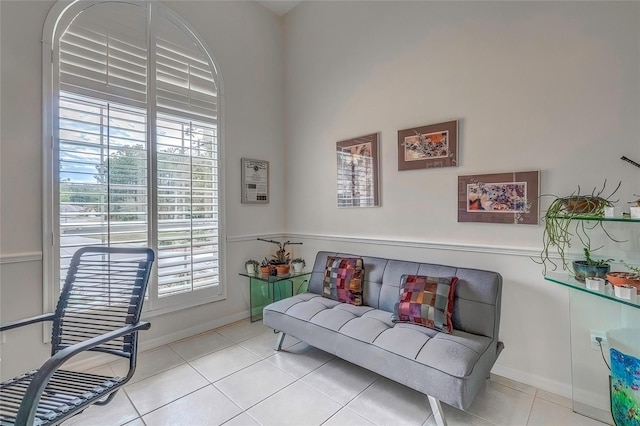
[
  {"x1": 239, "y1": 270, "x2": 311, "y2": 322},
  {"x1": 545, "y1": 273, "x2": 639, "y2": 425}
]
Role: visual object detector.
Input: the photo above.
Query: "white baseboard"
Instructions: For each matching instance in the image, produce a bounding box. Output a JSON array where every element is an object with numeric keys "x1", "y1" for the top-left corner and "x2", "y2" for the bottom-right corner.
[
  {"x1": 491, "y1": 362, "x2": 572, "y2": 399},
  {"x1": 492, "y1": 363, "x2": 610, "y2": 412},
  {"x1": 139, "y1": 310, "x2": 250, "y2": 352},
  {"x1": 64, "y1": 310, "x2": 251, "y2": 373}
]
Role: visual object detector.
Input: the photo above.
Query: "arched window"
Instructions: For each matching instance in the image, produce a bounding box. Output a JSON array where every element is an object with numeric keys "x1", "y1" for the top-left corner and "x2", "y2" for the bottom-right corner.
[{"x1": 43, "y1": 1, "x2": 225, "y2": 314}]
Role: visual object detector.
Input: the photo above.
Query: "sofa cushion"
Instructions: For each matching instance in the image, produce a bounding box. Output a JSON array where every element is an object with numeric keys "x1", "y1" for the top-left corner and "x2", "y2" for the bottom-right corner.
[
  {"x1": 322, "y1": 257, "x2": 364, "y2": 306},
  {"x1": 286, "y1": 296, "x2": 341, "y2": 322},
  {"x1": 310, "y1": 302, "x2": 374, "y2": 331},
  {"x1": 391, "y1": 275, "x2": 458, "y2": 333},
  {"x1": 339, "y1": 311, "x2": 393, "y2": 343}
]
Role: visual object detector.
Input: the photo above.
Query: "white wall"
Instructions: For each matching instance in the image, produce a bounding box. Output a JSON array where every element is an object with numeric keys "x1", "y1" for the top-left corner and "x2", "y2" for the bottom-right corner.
[
  {"x1": 0, "y1": 0, "x2": 286, "y2": 379},
  {"x1": 283, "y1": 0, "x2": 640, "y2": 400}
]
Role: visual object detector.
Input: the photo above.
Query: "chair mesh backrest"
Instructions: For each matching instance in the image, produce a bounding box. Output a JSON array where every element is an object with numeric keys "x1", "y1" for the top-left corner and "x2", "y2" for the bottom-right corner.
[{"x1": 51, "y1": 247, "x2": 154, "y2": 357}]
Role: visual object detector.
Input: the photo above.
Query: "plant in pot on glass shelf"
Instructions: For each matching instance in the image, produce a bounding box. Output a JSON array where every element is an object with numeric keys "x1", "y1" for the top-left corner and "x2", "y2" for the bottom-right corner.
[
  {"x1": 607, "y1": 262, "x2": 640, "y2": 292},
  {"x1": 291, "y1": 258, "x2": 306, "y2": 273},
  {"x1": 270, "y1": 247, "x2": 291, "y2": 275},
  {"x1": 629, "y1": 194, "x2": 640, "y2": 219},
  {"x1": 260, "y1": 258, "x2": 273, "y2": 275},
  {"x1": 534, "y1": 180, "x2": 623, "y2": 276},
  {"x1": 572, "y1": 247, "x2": 614, "y2": 282},
  {"x1": 245, "y1": 259, "x2": 259, "y2": 275}
]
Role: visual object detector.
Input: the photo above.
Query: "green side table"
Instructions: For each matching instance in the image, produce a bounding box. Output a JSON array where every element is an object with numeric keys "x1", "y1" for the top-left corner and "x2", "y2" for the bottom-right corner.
[{"x1": 239, "y1": 270, "x2": 311, "y2": 322}]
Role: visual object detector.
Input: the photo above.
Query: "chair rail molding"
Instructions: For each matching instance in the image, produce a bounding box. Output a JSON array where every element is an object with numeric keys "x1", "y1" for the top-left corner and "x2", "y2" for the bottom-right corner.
[
  {"x1": 284, "y1": 232, "x2": 540, "y2": 258},
  {"x1": 0, "y1": 252, "x2": 43, "y2": 265}
]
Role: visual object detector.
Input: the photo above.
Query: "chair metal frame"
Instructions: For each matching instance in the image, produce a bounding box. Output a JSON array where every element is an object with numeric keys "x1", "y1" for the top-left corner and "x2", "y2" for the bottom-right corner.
[{"x1": 0, "y1": 247, "x2": 154, "y2": 426}]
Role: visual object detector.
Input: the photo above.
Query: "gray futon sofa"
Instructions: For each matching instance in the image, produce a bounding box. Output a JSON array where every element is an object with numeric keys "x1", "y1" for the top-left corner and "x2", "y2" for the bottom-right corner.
[{"x1": 262, "y1": 251, "x2": 504, "y2": 426}]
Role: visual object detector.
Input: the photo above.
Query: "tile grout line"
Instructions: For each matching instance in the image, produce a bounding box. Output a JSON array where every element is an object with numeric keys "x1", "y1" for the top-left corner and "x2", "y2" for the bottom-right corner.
[
  {"x1": 209, "y1": 338, "x2": 341, "y2": 421},
  {"x1": 525, "y1": 389, "x2": 539, "y2": 425},
  {"x1": 132, "y1": 382, "x2": 212, "y2": 423}
]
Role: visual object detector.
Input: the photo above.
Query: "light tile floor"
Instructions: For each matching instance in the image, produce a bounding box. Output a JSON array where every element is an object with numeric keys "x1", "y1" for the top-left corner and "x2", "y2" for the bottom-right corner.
[{"x1": 64, "y1": 319, "x2": 606, "y2": 426}]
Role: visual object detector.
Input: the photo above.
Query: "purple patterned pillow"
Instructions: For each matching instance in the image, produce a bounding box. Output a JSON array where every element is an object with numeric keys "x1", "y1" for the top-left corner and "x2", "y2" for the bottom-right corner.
[
  {"x1": 322, "y1": 257, "x2": 364, "y2": 306},
  {"x1": 391, "y1": 275, "x2": 458, "y2": 333}
]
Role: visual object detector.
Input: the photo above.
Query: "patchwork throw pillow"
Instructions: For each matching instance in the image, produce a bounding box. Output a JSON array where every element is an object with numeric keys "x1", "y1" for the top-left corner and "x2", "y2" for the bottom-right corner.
[
  {"x1": 322, "y1": 257, "x2": 364, "y2": 306},
  {"x1": 391, "y1": 275, "x2": 458, "y2": 333}
]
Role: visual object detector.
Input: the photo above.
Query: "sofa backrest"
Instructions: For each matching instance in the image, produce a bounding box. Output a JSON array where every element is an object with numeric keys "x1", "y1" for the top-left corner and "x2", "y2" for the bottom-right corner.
[{"x1": 307, "y1": 251, "x2": 502, "y2": 340}]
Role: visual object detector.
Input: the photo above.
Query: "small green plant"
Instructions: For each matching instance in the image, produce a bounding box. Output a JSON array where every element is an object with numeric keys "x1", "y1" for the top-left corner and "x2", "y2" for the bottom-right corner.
[
  {"x1": 291, "y1": 258, "x2": 306, "y2": 268},
  {"x1": 271, "y1": 248, "x2": 290, "y2": 265},
  {"x1": 620, "y1": 260, "x2": 640, "y2": 275},
  {"x1": 261, "y1": 258, "x2": 270, "y2": 267},
  {"x1": 245, "y1": 259, "x2": 259, "y2": 267},
  {"x1": 582, "y1": 247, "x2": 613, "y2": 267}
]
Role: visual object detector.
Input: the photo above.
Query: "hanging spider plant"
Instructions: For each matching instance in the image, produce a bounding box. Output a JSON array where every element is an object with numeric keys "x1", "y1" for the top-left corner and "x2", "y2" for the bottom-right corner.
[{"x1": 534, "y1": 180, "x2": 624, "y2": 275}]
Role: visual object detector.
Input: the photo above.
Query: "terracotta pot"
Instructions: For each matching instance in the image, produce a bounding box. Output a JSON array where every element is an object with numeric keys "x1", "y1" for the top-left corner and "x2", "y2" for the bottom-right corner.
[
  {"x1": 260, "y1": 266, "x2": 271, "y2": 275},
  {"x1": 606, "y1": 272, "x2": 640, "y2": 291},
  {"x1": 275, "y1": 264, "x2": 290, "y2": 275},
  {"x1": 562, "y1": 197, "x2": 602, "y2": 214}
]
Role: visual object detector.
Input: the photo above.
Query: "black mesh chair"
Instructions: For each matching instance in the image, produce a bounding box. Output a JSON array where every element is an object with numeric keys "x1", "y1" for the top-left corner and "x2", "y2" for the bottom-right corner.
[{"x1": 0, "y1": 247, "x2": 154, "y2": 426}]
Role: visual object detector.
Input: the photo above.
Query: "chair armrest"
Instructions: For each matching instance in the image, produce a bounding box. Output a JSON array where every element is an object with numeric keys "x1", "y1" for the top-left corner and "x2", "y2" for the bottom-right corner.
[
  {"x1": 0, "y1": 313, "x2": 56, "y2": 332},
  {"x1": 14, "y1": 321, "x2": 150, "y2": 425}
]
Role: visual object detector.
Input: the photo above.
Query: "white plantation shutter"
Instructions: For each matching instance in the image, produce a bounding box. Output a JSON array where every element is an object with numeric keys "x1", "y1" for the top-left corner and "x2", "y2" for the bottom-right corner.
[
  {"x1": 48, "y1": 0, "x2": 224, "y2": 311},
  {"x1": 155, "y1": 14, "x2": 219, "y2": 122},
  {"x1": 58, "y1": 93, "x2": 148, "y2": 282},
  {"x1": 156, "y1": 115, "x2": 219, "y2": 296},
  {"x1": 59, "y1": 2, "x2": 147, "y2": 106}
]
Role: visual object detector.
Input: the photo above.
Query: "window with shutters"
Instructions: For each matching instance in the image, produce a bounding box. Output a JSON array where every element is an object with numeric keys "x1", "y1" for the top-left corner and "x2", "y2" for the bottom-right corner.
[{"x1": 43, "y1": 0, "x2": 225, "y2": 313}]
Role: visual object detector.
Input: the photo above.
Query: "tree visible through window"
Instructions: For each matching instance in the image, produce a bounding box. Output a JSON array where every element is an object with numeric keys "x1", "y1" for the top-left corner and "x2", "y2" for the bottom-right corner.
[{"x1": 45, "y1": 0, "x2": 224, "y2": 311}]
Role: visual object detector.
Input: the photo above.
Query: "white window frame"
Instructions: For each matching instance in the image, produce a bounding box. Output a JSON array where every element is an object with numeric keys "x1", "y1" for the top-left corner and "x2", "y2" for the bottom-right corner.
[{"x1": 42, "y1": 0, "x2": 226, "y2": 318}]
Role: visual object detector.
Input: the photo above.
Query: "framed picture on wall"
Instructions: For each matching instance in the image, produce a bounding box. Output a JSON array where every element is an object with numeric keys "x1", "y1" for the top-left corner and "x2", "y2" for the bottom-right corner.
[
  {"x1": 458, "y1": 170, "x2": 540, "y2": 225},
  {"x1": 241, "y1": 158, "x2": 269, "y2": 203},
  {"x1": 398, "y1": 120, "x2": 458, "y2": 170},
  {"x1": 336, "y1": 133, "x2": 380, "y2": 207}
]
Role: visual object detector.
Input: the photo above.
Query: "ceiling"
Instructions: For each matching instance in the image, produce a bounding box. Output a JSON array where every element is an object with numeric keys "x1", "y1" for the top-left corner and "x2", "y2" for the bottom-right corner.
[{"x1": 256, "y1": 0, "x2": 303, "y2": 16}]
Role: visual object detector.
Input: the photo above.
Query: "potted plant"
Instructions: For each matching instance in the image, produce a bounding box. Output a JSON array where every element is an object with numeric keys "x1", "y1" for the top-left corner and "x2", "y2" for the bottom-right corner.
[
  {"x1": 535, "y1": 180, "x2": 622, "y2": 274},
  {"x1": 257, "y1": 238, "x2": 302, "y2": 275},
  {"x1": 271, "y1": 248, "x2": 291, "y2": 275},
  {"x1": 260, "y1": 258, "x2": 272, "y2": 275},
  {"x1": 245, "y1": 259, "x2": 259, "y2": 275},
  {"x1": 629, "y1": 194, "x2": 640, "y2": 219},
  {"x1": 572, "y1": 247, "x2": 613, "y2": 282},
  {"x1": 291, "y1": 258, "x2": 306, "y2": 273},
  {"x1": 607, "y1": 262, "x2": 640, "y2": 291}
]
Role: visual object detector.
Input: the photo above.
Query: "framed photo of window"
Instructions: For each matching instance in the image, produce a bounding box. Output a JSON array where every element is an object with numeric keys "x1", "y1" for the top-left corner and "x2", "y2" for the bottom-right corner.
[
  {"x1": 336, "y1": 133, "x2": 380, "y2": 207},
  {"x1": 241, "y1": 158, "x2": 269, "y2": 204}
]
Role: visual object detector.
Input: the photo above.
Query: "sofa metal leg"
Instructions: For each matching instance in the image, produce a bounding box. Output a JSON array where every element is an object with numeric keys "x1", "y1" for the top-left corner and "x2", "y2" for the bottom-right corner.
[
  {"x1": 274, "y1": 331, "x2": 286, "y2": 351},
  {"x1": 428, "y1": 395, "x2": 447, "y2": 426}
]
